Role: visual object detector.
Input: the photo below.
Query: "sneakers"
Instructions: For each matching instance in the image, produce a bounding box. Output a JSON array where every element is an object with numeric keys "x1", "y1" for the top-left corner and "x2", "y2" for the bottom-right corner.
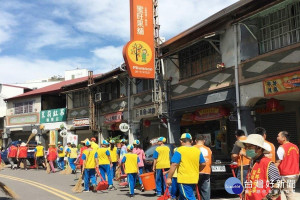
[
  {"x1": 92, "y1": 185, "x2": 97, "y2": 193},
  {"x1": 140, "y1": 186, "x2": 145, "y2": 192},
  {"x1": 108, "y1": 185, "x2": 117, "y2": 190},
  {"x1": 130, "y1": 194, "x2": 134, "y2": 198},
  {"x1": 83, "y1": 189, "x2": 89, "y2": 193}
]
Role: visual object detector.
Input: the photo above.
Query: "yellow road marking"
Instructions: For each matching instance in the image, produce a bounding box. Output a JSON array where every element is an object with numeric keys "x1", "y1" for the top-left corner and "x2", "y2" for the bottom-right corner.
[{"x1": 0, "y1": 174, "x2": 82, "y2": 200}]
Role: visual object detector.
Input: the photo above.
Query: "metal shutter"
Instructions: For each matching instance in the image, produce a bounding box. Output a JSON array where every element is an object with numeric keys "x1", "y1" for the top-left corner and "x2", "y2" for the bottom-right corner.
[{"x1": 257, "y1": 112, "x2": 297, "y2": 149}]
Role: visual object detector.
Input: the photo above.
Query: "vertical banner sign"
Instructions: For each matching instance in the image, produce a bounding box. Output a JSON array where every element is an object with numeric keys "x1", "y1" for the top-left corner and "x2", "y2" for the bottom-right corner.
[{"x1": 123, "y1": 0, "x2": 155, "y2": 79}]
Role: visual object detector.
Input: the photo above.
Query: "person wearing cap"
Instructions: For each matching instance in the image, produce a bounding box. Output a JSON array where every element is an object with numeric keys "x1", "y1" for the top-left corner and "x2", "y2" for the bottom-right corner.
[
  {"x1": 34, "y1": 141, "x2": 46, "y2": 169},
  {"x1": 90, "y1": 137, "x2": 99, "y2": 150},
  {"x1": 168, "y1": 147, "x2": 179, "y2": 200},
  {"x1": 78, "y1": 139, "x2": 89, "y2": 174},
  {"x1": 194, "y1": 134, "x2": 212, "y2": 200},
  {"x1": 47, "y1": 144, "x2": 57, "y2": 173},
  {"x1": 66, "y1": 143, "x2": 78, "y2": 174},
  {"x1": 254, "y1": 127, "x2": 276, "y2": 162},
  {"x1": 231, "y1": 130, "x2": 251, "y2": 184},
  {"x1": 121, "y1": 144, "x2": 140, "y2": 198},
  {"x1": 132, "y1": 139, "x2": 146, "y2": 191},
  {"x1": 237, "y1": 134, "x2": 281, "y2": 200},
  {"x1": 97, "y1": 140, "x2": 115, "y2": 190},
  {"x1": 17, "y1": 142, "x2": 28, "y2": 170},
  {"x1": 109, "y1": 140, "x2": 118, "y2": 179},
  {"x1": 82, "y1": 140, "x2": 98, "y2": 193},
  {"x1": 7, "y1": 143, "x2": 18, "y2": 169},
  {"x1": 276, "y1": 131, "x2": 299, "y2": 200},
  {"x1": 153, "y1": 136, "x2": 171, "y2": 197},
  {"x1": 167, "y1": 133, "x2": 205, "y2": 200},
  {"x1": 57, "y1": 141, "x2": 65, "y2": 170},
  {"x1": 119, "y1": 139, "x2": 127, "y2": 161}
]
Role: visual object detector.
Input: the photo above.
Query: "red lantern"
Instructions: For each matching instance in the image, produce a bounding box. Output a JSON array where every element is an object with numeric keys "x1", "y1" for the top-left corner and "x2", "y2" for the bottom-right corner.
[
  {"x1": 110, "y1": 124, "x2": 116, "y2": 131},
  {"x1": 266, "y1": 98, "x2": 280, "y2": 111},
  {"x1": 143, "y1": 120, "x2": 151, "y2": 127}
]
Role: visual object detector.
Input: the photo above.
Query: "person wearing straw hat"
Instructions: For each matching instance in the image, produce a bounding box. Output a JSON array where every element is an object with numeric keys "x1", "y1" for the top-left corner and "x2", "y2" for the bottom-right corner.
[
  {"x1": 236, "y1": 134, "x2": 281, "y2": 200},
  {"x1": 47, "y1": 144, "x2": 57, "y2": 173},
  {"x1": 17, "y1": 142, "x2": 28, "y2": 170},
  {"x1": 132, "y1": 139, "x2": 146, "y2": 191},
  {"x1": 166, "y1": 133, "x2": 206, "y2": 200},
  {"x1": 82, "y1": 140, "x2": 98, "y2": 192},
  {"x1": 121, "y1": 144, "x2": 140, "y2": 198},
  {"x1": 57, "y1": 141, "x2": 65, "y2": 170},
  {"x1": 97, "y1": 140, "x2": 116, "y2": 190},
  {"x1": 153, "y1": 136, "x2": 170, "y2": 197},
  {"x1": 109, "y1": 139, "x2": 118, "y2": 180},
  {"x1": 34, "y1": 141, "x2": 46, "y2": 169}
]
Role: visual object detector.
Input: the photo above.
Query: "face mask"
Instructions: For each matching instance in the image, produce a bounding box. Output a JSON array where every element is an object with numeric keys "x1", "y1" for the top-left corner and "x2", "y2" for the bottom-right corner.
[{"x1": 246, "y1": 149, "x2": 257, "y2": 158}]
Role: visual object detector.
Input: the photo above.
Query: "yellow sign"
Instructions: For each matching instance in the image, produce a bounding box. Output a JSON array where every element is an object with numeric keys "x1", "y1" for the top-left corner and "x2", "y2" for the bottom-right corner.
[{"x1": 128, "y1": 41, "x2": 152, "y2": 65}]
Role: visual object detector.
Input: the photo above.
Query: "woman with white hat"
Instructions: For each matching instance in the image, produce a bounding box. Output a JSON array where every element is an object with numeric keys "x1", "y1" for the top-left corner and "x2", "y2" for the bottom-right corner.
[{"x1": 237, "y1": 134, "x2": 281, "y2": 200}]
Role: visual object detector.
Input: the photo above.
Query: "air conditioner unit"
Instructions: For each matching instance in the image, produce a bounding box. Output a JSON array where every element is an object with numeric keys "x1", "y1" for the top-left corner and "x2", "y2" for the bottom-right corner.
[
  {"x1": 95, "y1": 93, "x2": 102, "y2": 102},
  {"x1": 95, "y1": 92, "x2": 109, "y2": 102}
]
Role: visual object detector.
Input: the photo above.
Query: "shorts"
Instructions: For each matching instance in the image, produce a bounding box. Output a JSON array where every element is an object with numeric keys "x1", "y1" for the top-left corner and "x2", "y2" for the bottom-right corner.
[{"x1": 36, "y1": 156, "x2": 45, "y2": 165}]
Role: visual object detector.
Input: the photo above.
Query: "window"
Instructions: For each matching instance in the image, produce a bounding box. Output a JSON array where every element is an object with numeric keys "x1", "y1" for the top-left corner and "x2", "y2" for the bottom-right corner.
[
  {"x1": 14, "y1": 101, "x2": 34, "y2": 114},
  {"x1": 178, "y1": 40, "x2": 221, "y2": 80},
  {"x1": 73, "y1": 90, "x2": 88, "y2": 108},
  {"x1": 136, "y1": 79, "x2": 154, "y2": 93},
  {"x1": 258, "y1": 0, "x2": 300, "y2": 54}
]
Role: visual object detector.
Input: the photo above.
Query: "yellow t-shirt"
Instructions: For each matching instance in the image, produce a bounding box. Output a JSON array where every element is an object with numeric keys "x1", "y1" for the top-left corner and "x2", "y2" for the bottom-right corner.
[
  {"x1": 97, "y1": 148, "x2": 110, "y2": 165},
  {"x1": 123, "y1": 153, "x2": 138, "y2": 174},
  {"x1": 58, "y1": 146, "x2": 64, "y2": 158},
  {"x1": 154, "y1": 145, "x2": 170, "y2": 169},
  {"x1": 173, "y1": 148, "x2": 178, "y2": 178},
  {"x1": 175, "y1": 146, "x2": 201, "y2": 184},
  {"x1": 83, "y1": 149, "x2": 98, "y2": 169},
  {"x1": 35, "y1": 145, "x2": 44, "y2": 157},
  {"x1": 109, "y1": 147, "x2": 118, "y2": 162},
  {"x1": 91, "y1": 142, "x2": 99, "y2": 150},
  {"x1": 70, "y1": 148, "x2": 78, "y2": 158}
]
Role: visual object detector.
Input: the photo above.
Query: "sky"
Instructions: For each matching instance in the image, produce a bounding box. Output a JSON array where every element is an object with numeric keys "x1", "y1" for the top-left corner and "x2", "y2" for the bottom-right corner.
[{"x1": 0, "y1": 0, "x2": 238, "y2": 84}]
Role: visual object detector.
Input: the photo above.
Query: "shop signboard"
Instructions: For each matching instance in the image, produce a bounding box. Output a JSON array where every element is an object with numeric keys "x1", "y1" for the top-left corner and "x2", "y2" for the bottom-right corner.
[
  {"x1": 67, "y1": 134, "x2": 78, "y2": 146},
  {"x1": 135, "y1": 105, "x2": 157, "y2": 119},
  {"x1": 40, "y1": 108, "x2": 67, "y2": 124},
  {"x1": 123, "y1": 0, "x2": 155, "y2": 79},
  {"x1": 104, "y1": 112, "x2": 123, "y2": 124},
  {"x1": 119, "y1": 123, "x2": 130, "y2": 132},
  {"x1": 73, "y1": 118, "x2": 89, "y2": 127},
  {"x1": 181, "y1": 107, "x2": 229, "y2": 123},
  {"x1": 7, "y1": 113, "x2": 39, "y2": 126},
  {"x1": 264, "y1": 70, "x2": 300, "y2": 97}
]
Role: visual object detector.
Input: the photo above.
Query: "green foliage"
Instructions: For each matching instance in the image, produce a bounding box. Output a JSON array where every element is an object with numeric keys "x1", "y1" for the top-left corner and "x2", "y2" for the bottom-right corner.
[{"x1": 108, "y1": 135, "x2": 122, "y2": 143}]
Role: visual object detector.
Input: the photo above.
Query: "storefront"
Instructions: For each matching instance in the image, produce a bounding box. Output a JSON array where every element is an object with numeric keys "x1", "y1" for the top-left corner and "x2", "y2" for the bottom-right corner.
[
  {"x1": 101, "y1": 111, "x2": 124, "y2": 140},
  {"x1": 71, "y1": 118, "x2": 94, "y2": 145}
]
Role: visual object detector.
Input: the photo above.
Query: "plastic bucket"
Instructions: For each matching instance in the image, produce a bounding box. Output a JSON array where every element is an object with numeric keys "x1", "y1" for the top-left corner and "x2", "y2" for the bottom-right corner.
[{"x1": 140, "y1": 172, "x2": 156, "y2": 191}]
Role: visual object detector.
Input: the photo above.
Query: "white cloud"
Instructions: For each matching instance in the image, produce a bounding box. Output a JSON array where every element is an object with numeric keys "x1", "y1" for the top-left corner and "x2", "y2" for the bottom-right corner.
[
  {"x1": 0, "y1": 11, "x2": 18, "y2": 44},
  {"x1": 92, "y1": 46, "x2": 123, "y2": 64}
]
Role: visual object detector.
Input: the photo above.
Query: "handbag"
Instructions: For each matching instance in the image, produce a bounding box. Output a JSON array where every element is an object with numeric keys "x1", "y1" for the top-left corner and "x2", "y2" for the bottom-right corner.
[{"x1": 96, "y1": 169, "x2": 108, "y2": 191}]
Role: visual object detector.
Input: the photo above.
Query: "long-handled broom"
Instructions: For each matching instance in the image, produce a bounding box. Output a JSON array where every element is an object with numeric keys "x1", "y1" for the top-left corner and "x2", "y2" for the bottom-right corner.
[
  {"x1": 60, "y1": 162, "x2": 72, "y2": 175},
  {"x1": 0, "y1": 181, "x2": 19, "y2": 199},
  {"x1": 46, "y1": 161, "x2": 51, "y2": 174},
  {"x1": 72, "y1": 171, "x2": 84, "y2": 193}
]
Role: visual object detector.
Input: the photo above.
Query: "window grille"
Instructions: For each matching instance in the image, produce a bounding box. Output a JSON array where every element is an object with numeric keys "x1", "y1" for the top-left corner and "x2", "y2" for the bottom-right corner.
[
  {"x1": 178, "y1": 40, "x2": 221, "y2": 80},
  {"x1": 73, "y1": 90, "x2": 88, "y2": 108},
  {"x1": 259, "y1": 1, "x2": 300, "y2": 54},
  {"x1": 14, "y1": 101, "x2": 34, "y2": 114}
]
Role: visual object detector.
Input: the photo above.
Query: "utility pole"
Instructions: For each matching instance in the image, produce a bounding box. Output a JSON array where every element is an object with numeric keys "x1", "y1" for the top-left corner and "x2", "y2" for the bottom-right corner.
[{"x1": 88, "y1": 71, "x2": 96, "y2": 131}]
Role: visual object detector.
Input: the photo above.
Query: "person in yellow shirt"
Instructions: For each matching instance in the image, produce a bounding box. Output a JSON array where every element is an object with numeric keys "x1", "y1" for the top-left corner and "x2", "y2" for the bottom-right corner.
[
  {"x1": 109, "y1": 140, "x2": 118, "y2": 180},
  {"x1": 90, "y1": 137, "x2": 99, "y2": 150},
  {"x1": 166, "y1": 133, "x2": 206, "y2": 200},
  {"x1": 194, "y1": 134, "x2": 212, "y2": 200},
  {"x1": 169, "y1": 147, "x2": 179, "y2": 200},
  {"x1": 34, "y1": 141, "x2": 46, "y2": 169},
  {"x1": 121, "y1": 144, "x2": 140, "y2": 198},
  {"x1": 57, "y1": 141, "x2": 65, "y2": 170},
  {"x1": 66, "y1": 143, "x2": 78, "y2": 174},
  {"x1": 97, "y1": 140, "x2": 115, "y2": 190},
  {"x1": 82, "y1": 140, "x2": 98, "y2": 192},
  {"x1": 152, "y1": 137, "x2": 170, "y2": 197}
]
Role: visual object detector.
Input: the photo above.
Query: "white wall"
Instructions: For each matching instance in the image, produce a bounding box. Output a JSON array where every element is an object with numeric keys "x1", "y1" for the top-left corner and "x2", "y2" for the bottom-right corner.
[
  {"x1": 65, "y1": 69, "x2": 89, "y2": 80},
  {"x1": 0, "y1": 85, "x2": 25, "y2": 117},
  {"x1": 6, "y1": 96, "x2": 41, "y2": 116}
]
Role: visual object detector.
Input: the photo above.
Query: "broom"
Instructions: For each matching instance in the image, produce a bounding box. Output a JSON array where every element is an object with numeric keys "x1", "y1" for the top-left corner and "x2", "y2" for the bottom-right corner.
[
  {"x1": 60, "y1": 163, "x2": 72, "y2": 175},
  {"x1": 46, "y1": 161, "x2": 51, "y2": 174},
  {"x1": 26, "y1": 129, "x2": 38, "y2": 145},
  {"x1": 72, "y1": 172, "x2": 84, "y2": 193},
  {"x1": 0, "y1": 181, "x2": 19, "y2": 199},
  {"x1": 0, "y1": 161, "x2": 5, "y2": 170}
]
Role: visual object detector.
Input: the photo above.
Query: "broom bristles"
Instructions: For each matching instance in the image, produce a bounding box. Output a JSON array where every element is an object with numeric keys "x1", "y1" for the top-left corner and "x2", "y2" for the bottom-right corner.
[
  {"x1": 46, "y1": 162, "x2": 51, "y2": 174},
  {"x1": 60, "y1": 164, "x2": 72, "y2": 175},
  {"x1": 72, "y1": 176, "x2": 83, "y2": 193},
  {"x1": 0, "y1": 182, "x2": 19, "y2": 199},
  {"x1": 26, "y1": 132, "x2": 36, "y2": 144}
]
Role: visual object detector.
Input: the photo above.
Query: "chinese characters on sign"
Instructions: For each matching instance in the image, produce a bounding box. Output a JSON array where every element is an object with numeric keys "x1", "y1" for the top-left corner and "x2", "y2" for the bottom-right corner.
[
  {"x1": 40, "y1": 108, "x2": 66, "y2": 123},
  {"x1": 123, "y1": 0, "x2": 155, "y2": 79},
  {"x1": 104, "y1": 112, "x2": 123, "y2": 124},
  {"x1": 135, "y1": 105, "x2": 156, "y2": 119},
  {"x1": 73, "y1": 118, "x2": 89, "y2": 127}
]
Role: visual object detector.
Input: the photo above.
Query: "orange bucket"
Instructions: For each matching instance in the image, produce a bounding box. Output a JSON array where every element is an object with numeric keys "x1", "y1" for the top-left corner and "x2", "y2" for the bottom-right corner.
[{"x1": 140, "y1": 172, "x2": 156, "y2": 191}]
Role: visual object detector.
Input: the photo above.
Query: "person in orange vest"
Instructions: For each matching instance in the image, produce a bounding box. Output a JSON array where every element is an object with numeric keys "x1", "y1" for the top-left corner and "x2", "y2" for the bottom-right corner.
[
  {"x1": 7, "y1": 143, "x2": 18, "y2": 169},
  {"x1": 194, "y1": 134, "x2": 212, "y2": 200},
  {"x1": 17, "y1": 142, "x2": 28, "y2": 170},
  {"x1": 237, "y1": 134, "x2": 281, "y2": 200},
  {"x1": 254, "y1": 127, "x2": 276, "y2": 162},
  {"x1": 231, "y1": 130, "x2": 251, "y2": 184},
  {"x1": 47, "y1": 144, "x2": 57, "y2": 173},
  {"x1": 276, "y1": 131, "x2": 299, "y2": 200}
]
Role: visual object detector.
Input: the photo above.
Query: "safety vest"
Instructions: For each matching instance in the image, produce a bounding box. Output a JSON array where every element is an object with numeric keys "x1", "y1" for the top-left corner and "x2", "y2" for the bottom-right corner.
[
  {"x1": 18, "y1": 146, "x2": 28, "y2": 158},
  {"x1": 109, "y1": 147, "x2": 118, "y2": 162},
  {"x1": 237, "y1": 136, "x2": 251, "y2": 166},
  {"x1": 58, "y1": 146, "x2": 64, "y2": 158},
  {"x1": 35, "y1": 145, "x2": 44, "y2": 157},
  {"x1": 83, "y1": 148, "x2": 98, "y2": 169},
  {"x1": 245, "y1": 157, "x2": 272, "y2": 200},
  {"x1": 8, "y1": 145, "x2": 18, "y2": 158},
  {"x1": 97, "y1": 148, "x2": 110, "y2": 165},
  {"x1": 278, "y1": 142, "x2": 299, "y2": 176},
  {"x1": 47, "y1": 147, "x2": 57, "y2": 161},
  {"x1": 155, "y1": 145, "x2": 171, "y2": 169},
  {"x1": 264, "y1": 140, "x2": 276, "y2": 163},
  {"x1": 194, "y1": 144, "x2": 212, "y2": 174},
  {"x1": 91, "y1": 142, "x2": 99, "y2": 150},
  {"x1": 70, "y1": 148, "x2": 78, "y2": 159}
]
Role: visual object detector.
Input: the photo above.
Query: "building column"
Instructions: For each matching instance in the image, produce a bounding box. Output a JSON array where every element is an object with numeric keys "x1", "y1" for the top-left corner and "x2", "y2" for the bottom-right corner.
[{"x1": 240, "y1": 106, "x2": 255, "y2": 135}]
